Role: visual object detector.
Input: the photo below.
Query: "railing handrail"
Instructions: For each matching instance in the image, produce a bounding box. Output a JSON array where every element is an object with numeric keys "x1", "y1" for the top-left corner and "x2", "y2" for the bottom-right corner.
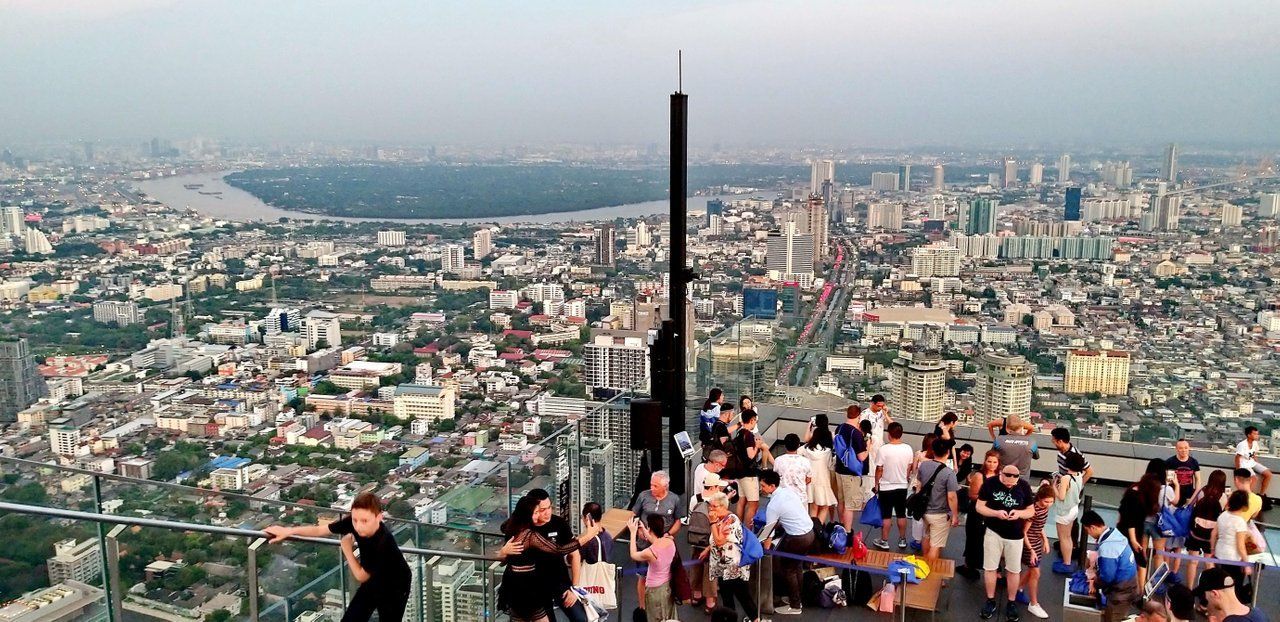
[
  {"x1": 0, "y1": 500, "x2": 499, "y2": 561},
  {"x1": 0, "y1": 454, "x2": 502, "y2": 538}
]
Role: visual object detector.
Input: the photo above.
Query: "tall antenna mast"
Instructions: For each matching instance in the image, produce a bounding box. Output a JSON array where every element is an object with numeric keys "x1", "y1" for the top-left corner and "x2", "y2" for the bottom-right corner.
[{"x1": 678, "y1": 50, "x2": 683, "y2": 93}]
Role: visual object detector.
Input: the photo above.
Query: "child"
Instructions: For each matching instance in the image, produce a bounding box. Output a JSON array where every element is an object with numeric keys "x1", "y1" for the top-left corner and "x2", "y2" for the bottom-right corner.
[
  {"x1": 1018, "y1": 483, "x2": 1057, "y2": 619},
  {"x1": 264, "y1": 493, "x2": 410, "y2": 622}
]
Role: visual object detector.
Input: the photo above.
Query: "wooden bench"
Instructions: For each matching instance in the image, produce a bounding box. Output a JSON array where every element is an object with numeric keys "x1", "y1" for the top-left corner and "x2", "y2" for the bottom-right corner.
[{"x1": 811, "y1": 549, "x2": 955, "y2": 619}]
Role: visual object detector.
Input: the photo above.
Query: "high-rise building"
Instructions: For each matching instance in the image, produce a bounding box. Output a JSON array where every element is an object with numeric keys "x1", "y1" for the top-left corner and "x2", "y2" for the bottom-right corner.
[
  {"x1": 0, "y1": 337, "x2": 42, "y2": 422},
  {"x1": 1064, "y1": 349, "x2": 1131, "y2": 396},
  {"x1": 810, "y1": 160, "x2": 835, "y2": 195},
  {"x1": 593, "y1": 223, "x2": 616, "y2": 267},
  {"x1": 897, "y1": 164, "x2": 912, "y2": 191},
  {"x1": 48, "y1": 424, "x2": 80, "y2": 456},
  {"x1": 441, "y1": 244, "x2": 465, "y2": 273},
  {"x1": 1003, "y1": 159, "x2": 1018, "y2": 188},
  {"x1": 1057, "y1": 154, "x2": 1072, "y2": 182},
  {"x1": 24, "y1": 227, "x2": 53, "y2": 254},
  {"x1": 973, "y1": 352, "x2": 1034, "y2": 424},
  {"x1": 965, "y1": 198, "x2": 1000, "y2": 235},
  {"x1": 582, "y1": 400, "x2": 638, "y2": 507},
  {"x1": 264, "y1": 307, "x2": 301, "y2": 333},
  {"x1": 1162, "y1": 143, "x2": 1179, "y2": 183},
  {"x1": 46, "y1": 539, "x2": 102, "y2": 586},
  {"x1": 304, "y1": 310, "x2": 341, "y2": 350},
  {"x1": 428, "y1": 557, "x2": 478, "y2": 622},
  {"x1": 765, "y1": 222, "x2": 815, "y2": 277},
  {"x1": 867, "y1": 203, "x2": 904, "y2": 231},
  {"x1": 583, "y1": 332, "x2": 650, "y2": 396},
  {"x1": 1260, "y1": 193, "x2": 1280, "y2": 218},
  {"x1": 870, "y1": 172, "x2": 900, "y2": 192},
  {"x1": 805, "y1": 196, "x2": 828, "y2": 270},
  {"x1": 1029, "y1": 162, "x2": 1044, "y2": 185},
  {"x1": 472, "y1": 228, "x2": 493, "y2": 258},
  {"x1": 1223, "y1": 204, "x2": 1243, "y2": 227},
  {"x1": 1064, "y1": 187, "x2": 1082, "y2": 222},
  {"x1": 377, "y1": 230, "x2": 407, "y2": 247},
  {"x1": 1154, "y1": 194, "x2": 1182, "y2": 231},
  {"x1": 92, "y1": 300, "x2": 141, "y2": 326},
  {"x1": 932, "y1": 164, "x2": 945, "y2": 190},
  {"x1": 890, "y1": 348, "x2": 946, "y2": 422},
  {"x1": 909, "y1": 243, "x2": 961, "y2": 277},
  {"x1": 1, "y1": 206, "x2": 24, "y2": 236}
]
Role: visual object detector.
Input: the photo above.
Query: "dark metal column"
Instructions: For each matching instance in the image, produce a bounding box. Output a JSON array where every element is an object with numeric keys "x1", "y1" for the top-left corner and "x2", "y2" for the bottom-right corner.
[{"x1": 662, "y1": 89, "x2": 691, "y2": 494}]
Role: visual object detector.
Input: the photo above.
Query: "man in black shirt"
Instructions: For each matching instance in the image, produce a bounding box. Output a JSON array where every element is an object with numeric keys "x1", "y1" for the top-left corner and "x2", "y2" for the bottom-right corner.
[
  {"x1": 1165, "y1": 439, "x2": 1201, "y2": 506},
  {"x1": 834, "y1": 404, "x2": 870, "y2": 532},
  {"x1": 976, "y1": 466, "x2": 1036, "y2": 622},
  {"x1": 265, "y1": 493, "x2": 411, "y2": 622}
]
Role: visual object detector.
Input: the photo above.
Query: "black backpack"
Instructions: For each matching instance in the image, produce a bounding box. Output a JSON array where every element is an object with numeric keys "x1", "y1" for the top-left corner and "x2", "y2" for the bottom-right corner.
[
  {"x1": 687, "y1": 501, "x2": 712, "y2": 548},
  {"x1": 722, "y1": 430, "x2": 754, "y2": 478},
  {"x1": 906, "y1": 462, "x2": 946, "y2": 521}
]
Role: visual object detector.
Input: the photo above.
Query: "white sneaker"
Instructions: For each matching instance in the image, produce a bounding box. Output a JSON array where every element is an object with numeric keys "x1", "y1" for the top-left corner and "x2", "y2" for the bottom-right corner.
[
  {"x1": 775, "y1": 605, "x2": 803, "y2": 615},
  {"x1": 1027, "y1": 604, "x2": 1049, "y2": 619}
]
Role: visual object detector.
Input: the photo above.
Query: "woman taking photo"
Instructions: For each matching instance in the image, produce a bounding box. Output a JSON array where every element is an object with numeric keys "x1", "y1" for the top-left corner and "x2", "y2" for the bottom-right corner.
[
  {"x1": 498, "y1": 496, "x2": 604, "y2": 622},
  {"x1": 1184, "y1": 469, "x2": 1227, "y2": 586},
  {"x1": 801, "y1": 413, "x2": 837, "y2": 522},
  {"x1": 629, "y1": 514, "x2": 679, "y2": 621}
]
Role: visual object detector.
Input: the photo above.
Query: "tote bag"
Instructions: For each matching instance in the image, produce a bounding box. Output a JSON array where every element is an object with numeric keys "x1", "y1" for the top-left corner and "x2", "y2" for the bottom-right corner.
[{"x1": 577, "y1": 536, "x2": 618, "y2": 609}]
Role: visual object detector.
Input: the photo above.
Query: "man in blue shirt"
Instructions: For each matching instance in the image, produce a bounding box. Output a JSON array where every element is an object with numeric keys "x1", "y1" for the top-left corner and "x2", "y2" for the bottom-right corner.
[
  {"x1": 1082, "y1": 510, "x2": 1139, "y2": 622},
  {"x1": 760, "y1": 469, "x2": 814, "y2": 615}
]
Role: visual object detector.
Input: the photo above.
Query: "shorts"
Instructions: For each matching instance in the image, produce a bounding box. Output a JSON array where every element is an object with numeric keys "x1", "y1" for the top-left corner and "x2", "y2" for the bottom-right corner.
[
  {"x1": 878, "y1": 488, "x2": 908, "y2": 519},
  {"x1": 1143, "y1": 517, "x2": 1163, "y2": 539},
  {"x1": 1055, "y1": 505, "x2": 1079, "y2": 526},
  {"x1": 983, "y1": 530, "x2": 1024, "y2": 574},
  {"x1": 836, "y1": 474, "x2": 867, "y2": 509},
  {"x1": 924, "y1": 513, "x2": 952, "y2": 547},
  {"x1": 739, "y1": 477, "x2": 760, "y2": 502},
  {"x1": 1250, "y1": 462, "x2": 1271, "y2": 475}
]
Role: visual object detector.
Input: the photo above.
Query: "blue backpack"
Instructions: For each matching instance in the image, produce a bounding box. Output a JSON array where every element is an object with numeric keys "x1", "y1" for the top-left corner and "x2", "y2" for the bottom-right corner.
[
  {"x1": 826, "y1": 522, "x2": 849, "y2": 554},
  {"x1": 740, "y1": 528, "x2": 765, "y2": 566},
  {"x1": 1158, "y1": 505, "x2": 1192, "y2": 538},
  {"x1": 833, "y1": 426, "x2": 865, "y2": 476}
]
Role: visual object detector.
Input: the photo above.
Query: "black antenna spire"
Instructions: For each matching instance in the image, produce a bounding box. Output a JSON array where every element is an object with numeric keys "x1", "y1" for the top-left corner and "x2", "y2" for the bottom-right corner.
[{"x1": 678, "y1": 50, "x2": 683, "y2": 93}]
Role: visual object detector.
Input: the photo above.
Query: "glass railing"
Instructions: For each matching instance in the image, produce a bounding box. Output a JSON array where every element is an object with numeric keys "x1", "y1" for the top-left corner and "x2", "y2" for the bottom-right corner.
[{"x1": 0, "y1": 500, "x2": 500, "y2": 622}]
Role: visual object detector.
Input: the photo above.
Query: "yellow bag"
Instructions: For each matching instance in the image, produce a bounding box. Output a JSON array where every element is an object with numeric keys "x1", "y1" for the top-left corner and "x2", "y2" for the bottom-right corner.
[{"x1": 903, "y1": 555, "x2": 931, "y2": 580}]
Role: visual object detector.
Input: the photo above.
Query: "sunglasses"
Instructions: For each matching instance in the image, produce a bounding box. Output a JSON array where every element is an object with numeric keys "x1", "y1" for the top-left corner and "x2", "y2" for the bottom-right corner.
[{"x1": 1001, "y1": 471, "x2": 1020, "y2": 477}]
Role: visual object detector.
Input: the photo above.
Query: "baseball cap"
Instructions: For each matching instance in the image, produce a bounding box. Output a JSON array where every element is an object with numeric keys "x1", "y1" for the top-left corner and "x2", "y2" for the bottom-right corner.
[
  {"x1": 702, "y1": 473, "x2": 728, "y2": 488},
  {"x1": 1193, "y1": 568, "x2": 1235, "y2": 598}
]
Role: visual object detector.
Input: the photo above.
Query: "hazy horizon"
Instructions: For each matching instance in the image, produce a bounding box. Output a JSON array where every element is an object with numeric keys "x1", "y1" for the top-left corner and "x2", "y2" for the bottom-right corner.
[{"x1": 3, "y1": 0, "x2": 1279, "y2": 149}]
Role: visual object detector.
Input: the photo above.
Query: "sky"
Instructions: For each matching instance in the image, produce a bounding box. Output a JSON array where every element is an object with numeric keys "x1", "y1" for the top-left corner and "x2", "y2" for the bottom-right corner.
[{"x1": 1, "y1": 0, "x2": 1279, "y2": 149}]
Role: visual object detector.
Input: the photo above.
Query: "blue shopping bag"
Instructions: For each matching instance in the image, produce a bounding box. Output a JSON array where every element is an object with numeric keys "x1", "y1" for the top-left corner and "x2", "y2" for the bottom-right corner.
[{"x1": 861, "y1": 495, "x2": 883, "y2": 528}]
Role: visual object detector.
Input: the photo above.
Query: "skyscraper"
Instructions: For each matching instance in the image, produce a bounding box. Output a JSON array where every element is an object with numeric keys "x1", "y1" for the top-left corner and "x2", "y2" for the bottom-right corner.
[
  {"x1": 0, "y1": 337, "x2": 43, "y2": 421},
  {"x1": 870, "y1": 172, "x2": 900, "y2": 191},
  {"x1": 1057, "y1": 154, "x2": 1072, "y2": 182},
  {"x1": 932, "y1": 164, "x2": 945, "y2": 190},
  {"x1": 1154, "y1": 194, "x2": 1182, "y2": 231},
  {"x1": 890, "y1": 348, "x2": 946, "y2": 422},
  {"x1": 705, "y1": 199, "x2": 724, "y2": 227},
  {"x1": 1064, "y1": 349, "x2": 1131, "y2": 396},
  {"x1": 867, "y1": 203, "x2": 904, "y2": 231},
  {"x1": 909, "y1": 243, "x2": 961, "y2": 277},
  {"x1": 965, "y1": 198, "x2": 999, "y2": 235},
  {"x1": 805, "y1": 195, "x2": 828, "y2": 270},
  {"x1": 1003, "y1": 159, "x2": 1018, "y2": 188},
  {"x1": 1259, "y1": 193, "x2": 1280, "y2": 218},
  {"x1": 973, "y1": 352, "x2": 1034, "y2": 424},
  {"x1": 441, "y1": 244, "x2": 465, "y2": 272},
  {"x1": 1, "y1": 206, "x2": 24, "y2": 236},
  {"x1": 810, "y1": 160, "x2": 835, "y2": 195},
  {"x1": 897, "y1": 164, "x2": 912, "y2": 191},
  {"x1": 1162, "y1": 143, "x2": 1179, "y2": 183},
  {"x1": 765, "y1": 222, "x2": 815, "y2": 277},
  {"x1": 1029, "y1": 162, "x2": 1044, "y2": 185},
  {"x1": 1223, "y1": 204, "x2": 1243, "y2": 227},
  {"x1": 1064, "y1": 187, "x2": 1082, "y2": 222},
  {"x1": 472, "y1": 228, "x2": 493, "y2": 259},
  {"x1": 593, "y1": 224, "x2": 616, "y2": 267},
  {"x1": 582, "y1": 332, "x2": 650, "y2": 396}
]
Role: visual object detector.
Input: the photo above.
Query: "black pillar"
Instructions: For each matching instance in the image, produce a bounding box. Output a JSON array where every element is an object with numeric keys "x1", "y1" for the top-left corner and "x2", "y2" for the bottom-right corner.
[{"x1": 657, "y1": 90, "x2": 692, "y2": 495}]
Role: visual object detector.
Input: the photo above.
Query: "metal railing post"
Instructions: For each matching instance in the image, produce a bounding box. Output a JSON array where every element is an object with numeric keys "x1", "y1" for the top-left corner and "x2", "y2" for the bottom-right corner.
[
  {"x1": 415, "y1": 524, "x2": 426, "y2": 622},
  {"x1": 339, "y1": 546, "x2": 348, "y2": 607},
  {"x1": 248, "y1": 537, "x2": 266, "y2": 622},
  {"x1": 106, "y1": 524, "x2": 126, "y2": 622},
  {"x1": 898, "y1": 568, "x2": 908, "y2": 622},
  {"x1": 1252, "y1": 561, "x2": 1262, "y2": 607},
  {"x1": 92, "y1": 475, "x2": 116, "y2": 622}
]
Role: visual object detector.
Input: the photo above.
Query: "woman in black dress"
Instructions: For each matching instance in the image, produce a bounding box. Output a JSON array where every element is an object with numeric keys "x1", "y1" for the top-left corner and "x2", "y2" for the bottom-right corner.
[{"x1": 498, "y1": 496, "x2": 604, "y2": 622}]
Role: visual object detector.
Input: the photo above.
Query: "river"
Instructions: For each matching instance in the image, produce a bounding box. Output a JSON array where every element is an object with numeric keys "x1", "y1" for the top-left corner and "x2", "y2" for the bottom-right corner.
[{"x1": 134, "y1": 171, "x2": 753, "y2": 225}]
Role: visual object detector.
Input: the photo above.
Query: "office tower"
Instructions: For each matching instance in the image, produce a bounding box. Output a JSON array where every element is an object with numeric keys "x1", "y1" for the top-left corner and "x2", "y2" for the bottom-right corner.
[
  {"x1": 973, "y1": 352, "x2": 1034, "y2": 424},
  {"x1": 870, "y1": 172, "x2": 900, "y2": 191},
  {"x1": 392, "y1": 384, "x2": 456, "y2": 424},
  {"x1": 810, "y1": 159, "x2": 835, "y2": 195},
  {"x1": 805, "y1": 195, "x2": 828, "y2": 270},
  {"x1": 472, "y1": 228, "x2": 493, "y2": 258},
  {"x1": 92, "y1": 301, "x2": 141, "y2": 326},
  {"x1": 1162, "y1": 143, "x2": 1179, "y2": 183},
  {"x1": 582, "y1": 400, "x2": 637, "y2": 507},
  {"x1": 928, "y1": 196, "x2": 946, "y2": 220},
  {"x1": 890, "y1": 348, "x2": 946, "y2": 422},
  {"x1": 0, "y1": 337, "x2": 42, "y2": 421},
  {"x1": 1003, "y1": 159, "x2": 1018, "y2": 188},
  {"x1": 377, "y1": 230, "x2": 407, "y2": 247},
  {"x1": 765, "y1": 222, "x2": 815, "y2": 277},
  {"x1": 264, "y1": 307, "x2": 301, "y2": 333},
  {"x1": 1223, "y1": 204, "x2": 1243, "y2": 227},
  {"x1": 24, "y1": 227, "x2": 53, "y2": 254},
  {"x1": 441, "y1": 244, "x2": 465, "y2": 272},
  {"x1": 303, "y1": 310, "x2": 341, "y2": 349},
  {"x1": 49, "y1": 424, "x2": 81, "y2": 456},
  {"x1": 47, "y1": 539, "x2": 102, "y2": 586},
  {"x1": 1029, "y1": 162, "x2": 1044, "y2": 185},
  {"x1": 1064, "y1": 349, "x2": 1130, "y2": 396},
  {"x1": 898, "y1": 164, "x2": 912, "y2": 191},
  {"x1": 593, "y1": 223, "x2": 616, "y2": 266},
  {"x1": 1260, "y1": 194, "x2": 1280, "y2": 218},
  {"x1": 867, "y1": 203, "x2": 904, "y2": 231},
  {"x1": 1064, "y1": 187, "x2": 1082, "y2": 221},
  {"x1": 1154, "y1": 194, "x2": 1182, "y2": 231},
  {"x1": 704, "y1": 199, "x2": 724, "y2": 228},
  {"x1": 932, "y1": 164, "x2": 945, "y2": 190},
  {"x1": 909, "y1": 243, "x2": 961, "y2": 277},
  {"x1": 583, "y1": 332, "x2": 650, "y2": 396},
  {"x1": 1, "y1": 206, "x2": 23, "y2": 236},
  {"x1": 965, "y1": 198, "x2": 999, "y2": 235},
  {"x1": 1057, "y1": 154, "x2": 1072, "y2": 182}
]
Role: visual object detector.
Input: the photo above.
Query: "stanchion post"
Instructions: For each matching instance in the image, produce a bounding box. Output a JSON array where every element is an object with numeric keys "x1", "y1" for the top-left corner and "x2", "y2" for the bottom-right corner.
[{"x1": 898, "y1": 568, "x2": 908, "y2": 622}]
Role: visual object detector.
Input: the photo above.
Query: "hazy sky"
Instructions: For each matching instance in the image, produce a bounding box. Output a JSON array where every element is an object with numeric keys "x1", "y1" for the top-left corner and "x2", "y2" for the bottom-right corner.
[{"x1": 2, "y1": 0, "x2": 1278, "y2": 148}]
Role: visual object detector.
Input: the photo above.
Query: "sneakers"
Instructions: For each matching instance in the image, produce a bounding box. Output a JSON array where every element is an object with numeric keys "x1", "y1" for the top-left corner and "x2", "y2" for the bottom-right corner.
[
  {"x1": 898, "y1": 538, "x2": 908, "y2": 549},
  {"x1": 872, "y1": 538, "x2": 891, "y2": 550},
  {"x1": 1006, "y1": 601, "x2": 1021, "y2": 622},
  {"x1": 1027, "y1": 604, "x2": 1049, "y2": 619},
  {"x1": 774, "y1": 605, "x2": 802, "y2": 615},
  {"x1": 981, "y1": 599, "x2": 999, "y2": 620},
  {"x1": 1052, "y1": 560, "x2": 1076, "y2": 575},
  {"x1": 1015, "y1": 590, "x2": 1030, "y2": 605}
]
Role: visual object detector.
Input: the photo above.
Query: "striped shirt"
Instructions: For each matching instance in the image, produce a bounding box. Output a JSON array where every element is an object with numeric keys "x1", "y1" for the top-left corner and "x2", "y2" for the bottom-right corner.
[{"x1": 1057, "y1": 444, "x2": 1091, "y2": 474}]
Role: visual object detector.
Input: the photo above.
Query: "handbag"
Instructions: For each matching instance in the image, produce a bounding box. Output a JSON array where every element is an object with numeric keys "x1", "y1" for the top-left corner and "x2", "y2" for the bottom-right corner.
[
  {"x1": 850, "y1": 530, "x2": 869, "y2": 562},
  {"x1": 572, "y1": 587, "x2": 609, "y2": 622},
  {"x1": 861, "y1": 495, "x2": 884, "y2": 528},
  {"x1": 876, "y1": 581, "x2": 897, "y2": 613},
  {"x1": 906, "y1": 462, "x2": 945, "y2": 521},
  {"x1": 577, "y1": 536, "x2": 618, "y2": 609},
  {"x1": 1246, "y1": 522, "x2": 1267, "y2": 554}
]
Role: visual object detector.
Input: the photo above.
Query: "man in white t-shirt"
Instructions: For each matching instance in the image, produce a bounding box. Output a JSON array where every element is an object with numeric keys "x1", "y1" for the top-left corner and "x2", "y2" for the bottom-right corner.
[
  {"x1": 873, "y1": 422, "x2": 915, "y2": 550},
  {"x1": 773, "y1": 433, "x2": 813, "y2": 503},
  {"x1": 860, "y1": 394, "x2": 894, "y2": 446},
  {"x1": 1235, "y1": 426, "x2": 1272, "y2": 503},
  {"x1": 690, "y1": 449, "x2": 730, "y2": 512}
]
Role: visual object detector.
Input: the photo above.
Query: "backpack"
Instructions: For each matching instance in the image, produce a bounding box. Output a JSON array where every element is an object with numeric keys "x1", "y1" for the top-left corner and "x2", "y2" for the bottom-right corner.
[
  {"x1": 810, "y1": 517, "x2": 832, "y2": 554},
  {"x1": 820, "y1": 575, "x2": 848, "y2": 608},
  {"x1": 826, "y1": 522, "x2": 849, "y2": 555},
  {"x1": 687, "y1": 501, "x2": 712, "y2": 548},
  {"x1": 802, "y1": 570, "x2": 826, "y2": 607},
  {"x1": 723, "y1": 430, "x2": 753, "y2": 478},
  {"x1": 833, "y1": 424, "x2": 865, "y2": 476},
  {"x1": 906, "y1": 462, "x2": 946, "y2": 521},
  {"x1": 740, "y1": 528, "x2": 764, "y2": 566}
]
